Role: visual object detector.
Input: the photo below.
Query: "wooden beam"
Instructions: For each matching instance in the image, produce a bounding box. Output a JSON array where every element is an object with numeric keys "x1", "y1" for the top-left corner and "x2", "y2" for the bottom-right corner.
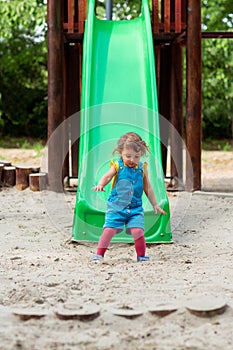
[
  {"x1": 181, "y1": 0, "x2": 187, "y2": 30},
  {"x1": 64, "y1": 33, "x2": 83, "y2": 42},
  {"x1": 175, "y1": 0, "x2": 182, "y2": 33},
  {"x1": 186, "y1": 0, "x2": 202, "y2": 191},
  {"x1": 3, "y1": 166, "x2": 16, "y2": 187},
  {"x1": 170, "y1": 43, "x2": 183, "y2": 186},
  {"x1": 164, "y1": 0, "x2": 171, "y2": 33},
  {"x1": 202, "y1": 31, "x2": 233, "y2": 39},
  {"x1": 47, "y1": 0, "x2": 64, "y2": 191},
  {"x1": 78, "y1": 0, "x2": 85, "y2": 33},
  {"x1": 64, "y1": 44, "x2": 81, "y2": 178},
  {"x1": 159, "y1": 45, "x2": 172, "y2": 176},
  {"x1": 62, "y1": 40, "x2": 69, "y2": 181},
  {"x1": 68, "y1": 0, "x2": 74, "y2": 33},
  {"x1": 154, "y1": 45, "x2": 161, "y2": 101},
  {"x1": 47, "y1": 0, "x2": 63, "y2": 138},
  {"x1": 152, "y1": 0, "x2": 159, "y2": 33}
]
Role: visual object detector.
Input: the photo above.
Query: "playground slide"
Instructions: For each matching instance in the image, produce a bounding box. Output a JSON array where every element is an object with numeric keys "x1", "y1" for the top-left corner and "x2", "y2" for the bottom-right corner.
[{"x1": 72, "y1": 0, "x2": 172, "y2": 243}]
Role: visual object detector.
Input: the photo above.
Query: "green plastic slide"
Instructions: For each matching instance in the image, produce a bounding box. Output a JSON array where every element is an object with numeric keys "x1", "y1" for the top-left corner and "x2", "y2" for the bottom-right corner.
[{"x1": 72, "y1": 0, "x2": 172, "y2": 243}]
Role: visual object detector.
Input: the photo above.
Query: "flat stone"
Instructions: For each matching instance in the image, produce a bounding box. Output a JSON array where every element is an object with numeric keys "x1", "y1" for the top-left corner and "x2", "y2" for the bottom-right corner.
[
  {"x1": 185, "y1": 296, "x2": 227, "y2": 317},
  {"x1": 110, "y1": 305, "x2": 145, "y2": 319},
  {"x1": 11, "y1": 308, "x2": 48, "y2": 321},
  {"x1": 0, "y1": 305, "x2": 12, "y2": 313},
  {"x1": 55, "y1": 303, "x2": 100, "y2": 321},
  {"x1": 0, "y1": 161, "x2": 11, "y2": 166},
  {"x1": 148, "y1": 302, "x2": 179, "y2": 317}
]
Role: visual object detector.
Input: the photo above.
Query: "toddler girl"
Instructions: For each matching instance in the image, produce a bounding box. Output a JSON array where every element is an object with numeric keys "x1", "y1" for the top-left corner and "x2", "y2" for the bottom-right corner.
[{"x1": 92, "y1": 132, "x2": 166, "y2": 262}]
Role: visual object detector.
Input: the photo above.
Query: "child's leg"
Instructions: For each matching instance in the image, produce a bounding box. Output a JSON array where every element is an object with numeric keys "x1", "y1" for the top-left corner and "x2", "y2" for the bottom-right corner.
[
  {"x1": 96, "y1": 227, "x2": 118, "y2": 256},
  {"x1": 130, "y1": 228, "x2": 146, "y2": 257}
]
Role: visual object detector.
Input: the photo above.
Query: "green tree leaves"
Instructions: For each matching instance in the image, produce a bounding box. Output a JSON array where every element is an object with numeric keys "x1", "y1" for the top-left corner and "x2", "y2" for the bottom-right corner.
[
  {"x1": 0, "y1": 0, "x2": 47, "y2": 38},
  {"x1": 202, "y1": 0, "x2": 233, "y2": 31},
  {"x1": 202, "y1": 38, "x2": 233, "y2": 138},
  {"x1": 0, "y1": 1, "x2": 47, "y2": 138},
  {"x1": 201, "y1": 0, "x2": 233, "y2": 138},
  {"x1": 96, "y1": 0, "x2": 142, "y2": 20},
  {"x1": 0, "y1": 1, "x2": 232, "y2": 139}
]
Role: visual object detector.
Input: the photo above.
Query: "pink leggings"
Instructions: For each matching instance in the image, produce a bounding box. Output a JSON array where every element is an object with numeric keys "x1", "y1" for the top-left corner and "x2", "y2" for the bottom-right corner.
[{"x1": 96, "y1": 227, "x2": 146, "y2": 258}]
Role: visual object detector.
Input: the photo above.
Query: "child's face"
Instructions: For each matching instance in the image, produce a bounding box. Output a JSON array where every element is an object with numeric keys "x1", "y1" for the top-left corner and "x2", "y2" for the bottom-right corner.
[{"x1": 121, "y1": 146, "x2": 142, "y2": 168}]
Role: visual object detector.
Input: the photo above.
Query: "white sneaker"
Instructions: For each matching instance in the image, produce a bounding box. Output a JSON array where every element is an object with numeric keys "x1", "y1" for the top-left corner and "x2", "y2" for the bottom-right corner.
[{"x1": 91, "y1": 254, "x2": 103, "y2": 262}]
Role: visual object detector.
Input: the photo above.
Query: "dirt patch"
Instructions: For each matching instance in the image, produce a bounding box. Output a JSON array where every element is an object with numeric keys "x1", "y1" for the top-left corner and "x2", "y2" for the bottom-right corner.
[
  {"x1": 0, "y1": 187, "x2": 233, "y2": 350},
  {"x1": 0, "y1": 147, "x2": 233, "y2": 349},
  {"x1": 202, "y1": 150, "x2": 233, "y2": 192},
  {"x1": 0, "y1": 148, "x2": 43, "y2": 166}
]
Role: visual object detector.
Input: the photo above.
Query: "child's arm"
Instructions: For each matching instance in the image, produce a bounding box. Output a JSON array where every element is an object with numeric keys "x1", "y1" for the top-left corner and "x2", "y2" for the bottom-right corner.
[
  {"x1": 143, "y1": 168, "x2": 166, "y2": 215},
  {"x1": 92, "y1": 165, "x2": 117, "y2": 192}
]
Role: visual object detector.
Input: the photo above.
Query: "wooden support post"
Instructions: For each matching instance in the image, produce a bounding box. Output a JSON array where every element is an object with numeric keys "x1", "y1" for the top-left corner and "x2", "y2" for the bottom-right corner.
[
  {"x1": 0, "y1": 164, "x2": 4, "y2": 185},
  {"x1": 68, "y1": 0, "x2": 74, "y2": 33},
  {"x1": 78, "y1": 0, "x2": 86, "y2": 33},
  {"x1": 186, "y1": 0, "x2": 202, "y2": 191},
  {"x1": 154, "y1": 45, "x2": 160, "y2": 105},
  {"x1": 15, "y1": 166, "x2": 40, "y2": 191},
  {"x1": 152, "y1": 0, "x2": 159, "y2": 33},
  {"x1": 47, "y1": 0, "x2": 65, "y2": 192},
  {"x1": 170, "y1": 43, "x2": 183, "y2": 188},
  {"x1": 0, "y1": 161, "x2": 11, "y2": 185},
  {"x1": 4, "y1": 166, "x2": 16, "y2": 187},
  {"x1": 0, "y1": 160, "x2": 11, "y2": 166},
  {"x1": 182, "y1": 0, "x2": 187, "y2": 29},
  {"x1": 71, "y1": 44, "x2": 81, "y2": 178},
  {"x1": 175, "y1": 0, "x2": 182, "y2": 33},
  {"x1": 159, "y1": 45, "x2": 172, "y2": 176},
  {"x1": 164, "y1": 0, "x2": 171, "y2": 32},
  {"x1": 62, "y1": 40, "x2": 69, "y2": 183},
  {"x1": 29, "y1": 173, "x2": 48, "y2": 191},
  {"x1": 64, "y1": 44, "x2": 81, "y2": 179}
]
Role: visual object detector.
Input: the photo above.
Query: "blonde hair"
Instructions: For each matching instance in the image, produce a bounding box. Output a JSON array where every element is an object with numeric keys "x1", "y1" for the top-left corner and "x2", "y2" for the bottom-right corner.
[{"x1": 114, "y1": 132, "x2": 149, "y2": 156}]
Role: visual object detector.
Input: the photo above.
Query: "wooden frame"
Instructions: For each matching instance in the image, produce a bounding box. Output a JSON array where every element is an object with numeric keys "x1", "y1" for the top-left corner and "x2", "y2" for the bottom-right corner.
[
  {"x1": 47, "y1": 0, "x2": 206, "y2": 191},
  {"x1": 152, "y1": 0, "x2": 186, "y2": 33}
]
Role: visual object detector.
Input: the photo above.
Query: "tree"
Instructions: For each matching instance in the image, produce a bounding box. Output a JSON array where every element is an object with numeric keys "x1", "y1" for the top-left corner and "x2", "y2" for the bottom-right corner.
[
  {"x1": 0, "y1": 0, "x2": 47, "y2": 40},
  {"x1": 202, "y1": 0, "x2": 233, "y2": 31},
  {"x1": 0, "y1": 1, "x2": 232, "y2": 140},
  {"x1": 201, "y1": 0, "x2": 233, "y2": 139},
  {"x1": 202, "y1": 39, "x2": 233, "y2": 139},
  {"x1": 0, "y1": 0, "x2": 47, "y2": 138}
]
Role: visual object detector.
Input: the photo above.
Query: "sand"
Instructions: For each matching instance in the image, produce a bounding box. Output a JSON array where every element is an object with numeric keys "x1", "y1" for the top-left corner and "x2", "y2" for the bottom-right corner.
[{"x1": 0, "y1": 149, "x2": 233, "y2": 349}]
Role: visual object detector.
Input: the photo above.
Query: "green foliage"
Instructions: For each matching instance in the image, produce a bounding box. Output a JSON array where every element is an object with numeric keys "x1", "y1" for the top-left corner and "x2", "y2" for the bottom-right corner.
[
  {"x1": 202, "y1": 0, "x2": 233, "y2": 31},
  {"x1": 96, "y1": 0, "x2": 142, "y2": 20},
  {"x1": 0, "y1": 0, "x2": 47, "y2": 39},
  {"x1": 0, "y1": 0, "x2": 47, "y2": 138},
  {"x1": 202, "y1": 138, "x2": 233, "y2": 151},
  {"x1": 0, "y1": 135, "x2": 45, "y2": 149},
  {"x1": 200, "y1": 0, "x2": 233, "y2": 139},
  {"x1": 0, "y1": 28, "x2": 48, "y2": 138},
  {"x1": 202, "y1": 37, "x2": 233, "y2": 138},
  {"x1": 0, "y1": 0, "x2": 232, "y2": 142}
]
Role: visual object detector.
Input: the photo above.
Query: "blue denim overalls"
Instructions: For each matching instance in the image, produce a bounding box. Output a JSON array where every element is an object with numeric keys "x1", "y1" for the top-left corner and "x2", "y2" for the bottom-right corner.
[{"x1": 104, "y1": 159, "x2": 145, "y2": 233}]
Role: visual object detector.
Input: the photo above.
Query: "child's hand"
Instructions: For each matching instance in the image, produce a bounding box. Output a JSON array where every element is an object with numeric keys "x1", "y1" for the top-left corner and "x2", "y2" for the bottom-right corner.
[
  {"x1": 153, "y1": 204, "x2": 166, "y2": 215},
  {"x1": 92, "y1": 185, "x2": 105, "y2": 192}
]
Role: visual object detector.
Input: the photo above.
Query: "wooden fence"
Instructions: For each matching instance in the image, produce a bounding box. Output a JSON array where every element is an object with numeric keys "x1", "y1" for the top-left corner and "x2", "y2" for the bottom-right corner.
[{"x1": 63, "y1": 0, "x2": 186, "y2": 35}]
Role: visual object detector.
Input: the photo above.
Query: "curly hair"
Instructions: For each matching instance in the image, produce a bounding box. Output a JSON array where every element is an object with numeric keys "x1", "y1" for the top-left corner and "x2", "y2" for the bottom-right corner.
[{"x1": 113, "y1": 132, "x2": 149, "y2": 156}]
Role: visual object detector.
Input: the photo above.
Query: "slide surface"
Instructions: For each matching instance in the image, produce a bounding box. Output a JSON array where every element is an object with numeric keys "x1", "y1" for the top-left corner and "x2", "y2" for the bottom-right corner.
[{"x1": 72, "y1": 0, "x2": 172, "y2": 243}]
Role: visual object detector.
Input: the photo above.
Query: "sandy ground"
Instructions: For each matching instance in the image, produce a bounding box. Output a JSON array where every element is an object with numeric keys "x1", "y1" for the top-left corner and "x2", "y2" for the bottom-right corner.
[{"x1": 0, "y1": 148, "x2": 233, "y2": 350}]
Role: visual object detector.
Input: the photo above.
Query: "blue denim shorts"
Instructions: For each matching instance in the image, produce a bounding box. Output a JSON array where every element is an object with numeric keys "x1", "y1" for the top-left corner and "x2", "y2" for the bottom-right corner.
[{"x1": 103, "y1": 202, "x2": 144, "y2": 234}]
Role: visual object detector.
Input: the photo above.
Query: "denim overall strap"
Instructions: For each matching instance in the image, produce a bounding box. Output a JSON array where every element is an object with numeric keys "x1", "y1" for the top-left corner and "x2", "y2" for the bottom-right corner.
[{"x1": 108, "y1": 159, "x2": 144, "y2": 207}]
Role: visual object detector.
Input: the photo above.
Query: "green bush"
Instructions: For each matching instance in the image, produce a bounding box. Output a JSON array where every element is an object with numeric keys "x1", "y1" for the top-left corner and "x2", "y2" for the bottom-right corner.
[
  {"x1": 0, "y1": 29, "x2": 47, "y2": 138},
  {"x1": 202, "y1": 39, "x2": 233, "y2": 139}
]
